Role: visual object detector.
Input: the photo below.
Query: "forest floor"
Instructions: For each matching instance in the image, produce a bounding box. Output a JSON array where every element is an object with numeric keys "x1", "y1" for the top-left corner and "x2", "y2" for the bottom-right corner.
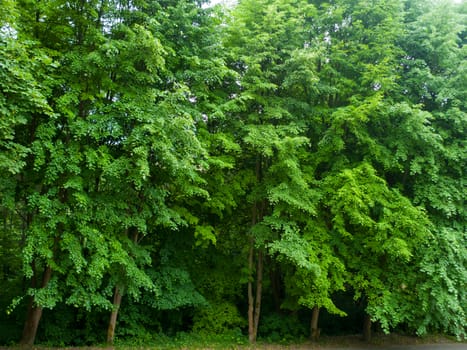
[
  {"x1": 218, "y1": 334, "x2": 466, "y2": 349},
  {"x1": 1, "y1": 334, "x2": 466, "y2": 350},
  {"x1": 251, "y1": 336, "x2": 466, "y2": 349}
]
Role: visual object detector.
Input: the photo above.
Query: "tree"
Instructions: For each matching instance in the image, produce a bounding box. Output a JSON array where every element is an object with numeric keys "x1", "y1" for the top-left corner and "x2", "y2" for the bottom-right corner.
[
  {"x1": 304, "y1": 0, "x2": 445, "y2": 339},
  {"x1": 223, "y1": 0, "x2": 322, "y2": 341},
  {"x1": 393, "y1": 0, "x2": 467, "y2": 338},
  {"x1": 6, "y1": 0, "x2": 216, "y2": 344},
  {"x1": 0, "y1": 1, "x2": 56, "y2": 343}
]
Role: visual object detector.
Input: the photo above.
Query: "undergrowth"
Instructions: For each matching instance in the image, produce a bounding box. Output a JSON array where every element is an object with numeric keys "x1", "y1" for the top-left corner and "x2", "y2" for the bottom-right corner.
[{"x1": 115, "y1": 329, "x2": 248, "y2": 349}]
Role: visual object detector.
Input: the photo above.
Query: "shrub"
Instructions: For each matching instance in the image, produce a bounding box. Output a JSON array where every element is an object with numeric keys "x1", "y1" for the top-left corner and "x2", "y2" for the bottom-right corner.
[{"x1": 192, "y1": 301, "x2": 246, "y2": 335}]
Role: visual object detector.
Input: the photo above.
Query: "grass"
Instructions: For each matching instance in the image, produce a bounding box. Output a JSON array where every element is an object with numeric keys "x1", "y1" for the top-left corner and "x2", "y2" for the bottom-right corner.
[{"x1": 1, "y1": 333, "x2": 461, "y2": 350}]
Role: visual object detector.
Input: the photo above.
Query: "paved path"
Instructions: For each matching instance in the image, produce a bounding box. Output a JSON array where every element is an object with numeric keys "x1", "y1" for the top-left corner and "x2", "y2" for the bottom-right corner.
[{"x1": 329, "y1": 345, "x2": 467, "y2": 350}]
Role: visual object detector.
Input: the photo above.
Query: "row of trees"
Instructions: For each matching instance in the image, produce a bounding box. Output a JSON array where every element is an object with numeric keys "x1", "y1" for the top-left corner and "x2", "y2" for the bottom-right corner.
[{"x1": 1, "y1": 0, "x2": 465, "y2": 345}]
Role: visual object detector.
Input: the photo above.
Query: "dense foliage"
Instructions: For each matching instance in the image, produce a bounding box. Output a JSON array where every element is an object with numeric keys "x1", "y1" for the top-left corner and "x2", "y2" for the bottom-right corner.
[{"x1": 0, "y1": 0, "x2": 465, "y2": 345}]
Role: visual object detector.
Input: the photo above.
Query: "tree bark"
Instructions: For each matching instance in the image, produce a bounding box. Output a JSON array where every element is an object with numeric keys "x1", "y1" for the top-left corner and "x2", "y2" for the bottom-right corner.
[
  {"x1": 252, "y1": 250, "x2": 263, "y2": 341},
  {"x1": 107, "y1": 286, "x2": 123, "y2": 344},
  {"x1": 247, "y1": 240, "x2": 255, "y2": 343},
  {"x1": 310, "y1": 306, "x2": 320, "y2": 341},
  {"x1": 363, "y1": 313, "x2": 372, "y2": 342},
  {"x1": 247, "y1": 245, "x2": 264, "y2": 343},
  {"x1": 106, "y1": 229, "x2": 137, "y2": 344},
  {"x1": 247, "y1": 156, "x2": 265, "y2": 343},
  {"x1": 20, "y1": 265, "x2": 52, "y2": 345}
]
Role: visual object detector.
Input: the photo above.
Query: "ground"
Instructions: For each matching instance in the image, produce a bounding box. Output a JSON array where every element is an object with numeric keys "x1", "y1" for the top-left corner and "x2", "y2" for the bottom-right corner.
[{"x1": 1, "y1": 334, "x2": 466, "y2": 350}]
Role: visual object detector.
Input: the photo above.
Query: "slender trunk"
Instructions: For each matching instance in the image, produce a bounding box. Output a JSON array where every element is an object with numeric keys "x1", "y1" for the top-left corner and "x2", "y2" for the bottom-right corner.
[
  {"x1": 107, "y1": 286, "x2": 123, "y2": 344},
  {"x1": 247, "y1": 245, "x2": 264, "y2": 343},
  {"x1": 247, "y1": 240, "x2": 255, "y2": 343},
  {"x1": 310, "y1": 306, "x2": 320, "y2": 341},
  {"x1": 363, "y1": 313, "x2": 372, "y2": 342},
  {"x1": 20, "y1": 265, "x2": 52, "y2": 345},
  {"x1": 106, "y1": 229, "x2": 137, "y2": 344},
  {"x1": 20, "y1": 301, "x2": 44, "y2": 346},
  {"x1": 252, "y1": 250, "x2": 263, "y2": 341},
  {"x1": 248, "y1": 156, "x2": 266, "y2": 343}
]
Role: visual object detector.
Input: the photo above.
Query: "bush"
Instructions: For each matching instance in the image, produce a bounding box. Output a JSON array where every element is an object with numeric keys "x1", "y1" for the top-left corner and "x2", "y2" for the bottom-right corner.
[
  {"x1": 258, "y1": 312, "x2": 307, "y2": 342},
  {"x1": 192, "y1": 301, "x2": 246, "y2": 335}
]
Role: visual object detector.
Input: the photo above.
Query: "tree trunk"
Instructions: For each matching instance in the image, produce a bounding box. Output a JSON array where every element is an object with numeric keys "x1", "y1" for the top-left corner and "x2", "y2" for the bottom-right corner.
[
  {"x1": 363, "y1": 313, "x2": 372, "y2": 342},
  {"x1": 20, "y1": 265, "x2": 52, "y2": 345},
  {"x1": 252, "y1": 250, "x2": 263, "y2": 341},
  {"x1": 107, "y1": 286, "x2": 123, "y2": 344},
  {"x1": 247, "y1": 246, "x2": 264, "y2": 343},
  {"x1": 310, "y1": 306, "x2": 320, "y2": 341},
  {"x1": 20, "y1": 302, "x2": 44, "y2": 346},
  {"x1": 247, "y1": 240, "x2": 255, "y2": 343},
  {"x1": 247, "y1": 156, "x2": 265, "y2": 343},
  {"x1": 106, "y1": 229, "x2": 137, "y2": 344}
]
